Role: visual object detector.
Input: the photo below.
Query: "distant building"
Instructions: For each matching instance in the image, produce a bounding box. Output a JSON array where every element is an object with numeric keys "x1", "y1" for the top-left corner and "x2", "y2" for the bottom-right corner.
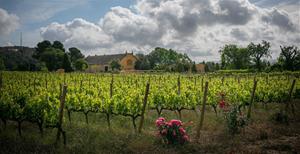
[
  {"x1": 0, "y1": 46, "x2": 35, "y2": 56},
  {"x1": 85, "y1": 52, "x2": 138, "y2": 72},
  {"x1": 196, "y1": 64, "x2": 205, "y2": 73}
]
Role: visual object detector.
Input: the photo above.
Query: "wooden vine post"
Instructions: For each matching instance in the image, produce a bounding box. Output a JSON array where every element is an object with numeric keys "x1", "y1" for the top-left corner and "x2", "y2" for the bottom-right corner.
[
  {"x1": 195, "y1": 81, "x2": 209, "y2": 141},
  {"x1": 0, "y1": 71, "x2": 2, "y2": 90},
  {"x1": 221, "y1": 77, "x2": 224, "y2": 85},
  {"x1": 247, "y1": 79, "x2": 258, "y2": 119},
  {"x1": 107, "y1": 75, "x2": 113, "y2": 129},
  {"x1": 45, "y1": 75, "x2": 48, "y2": 89},
  {"x1": 194, "y1": 77, "x2": 197, "y2": 90},
  {"x1": 80, "y1": 80, "x2": 83, "y2": 92},
  {"x1": 177, "y1": 76, "x2": 182, "y2": 120},
  {"x1": 56, "y1": 84, "x2": 67, "y2": 145},
  {"x1": 138, "y1": 82, "x2": 150, "y2": 133},
  {"x1": 177, "y1": 76, "x2": 181, "y2": 95},
  {"x1": 201, "y1": 77, "x2": 204, "y2": 92},
  {"x1": 286, "y1": 79, "x2": 296, "y2": 115}
]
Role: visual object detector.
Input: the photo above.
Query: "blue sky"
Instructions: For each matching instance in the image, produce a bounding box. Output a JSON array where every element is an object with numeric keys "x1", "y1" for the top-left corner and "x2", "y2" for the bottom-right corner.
[
  {"x1": 0, "y1": 0, "x2": 299, "y2": 61},
  {"x1": 0, "y1": 0, "x2": 134, "y2": 45}
]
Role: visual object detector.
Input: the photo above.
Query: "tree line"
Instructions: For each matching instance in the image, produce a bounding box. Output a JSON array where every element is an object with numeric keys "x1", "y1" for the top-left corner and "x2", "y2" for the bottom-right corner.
[
  {"x1": 134, "y1": 47, "x2": 196, "y2": 72},
  {"x1": 0, "y1": 40, "x2": 87, "y2": 72},
  {"x1": 0, "y1": 40, "x2": 299, "y2": 72},
  {"x1": 207, "y1": 40, "x2": 299, "y2": 72}
]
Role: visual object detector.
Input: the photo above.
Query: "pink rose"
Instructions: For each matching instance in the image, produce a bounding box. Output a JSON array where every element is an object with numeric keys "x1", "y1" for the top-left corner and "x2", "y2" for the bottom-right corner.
[
  {"x1": 166, "y1": 122, "x2": 172, "y2": 127},
  {"x1": 219, "y1": 100, "x2": 225, "y2": 109},
  {"x1": 183, "y1": 135, "x2": 189, "y2": 141},
  {"x1": 158, "y1": 117, "x2": 165, "y2": 121},
  {"x1": 156, "y1": 117, "x2": 165, "y2": 127},
  {"x1": 179, "y1": 127, "x2": 186, "y2": 135},
  {"x1": 161, "y1": 129, "x2": 167, "y2": 136},
  {"x1": 170, "y1": 119, "x2": 182, "y2": 126}
]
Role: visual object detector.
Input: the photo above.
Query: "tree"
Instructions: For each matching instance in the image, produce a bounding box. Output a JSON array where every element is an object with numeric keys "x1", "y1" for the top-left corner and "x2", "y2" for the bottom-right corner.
[
  {"x1": 52, "y1": 41, "x2": 65, "y2": 52},
  {"x1": 39, "y1": 48, "x2": 64, "y2": 71},
  {"x1": 215, "y1": 63, "x2": 220, "y2": 70},
  {"x1": 0, "y1": 48, "x2": 42, "y2": 71},
  {"x1": 135, "y1": 53, "x2": 151, "y2": 70},
  {"x1": 146, "y1": 47, "x2": 193, "y2": 72},
  {"x1": 219, "y1": 44, "x2": 251, "y2": 69},
  {"x1": 34, "y1": 40, "x2": 52, "y2": 59},
  {"x1": 278, "y1": 45, "x2": 300, "y2": 71},
  {"x1": 247, "y1": 40, "x2": 271, "y2": 71},
  {"x1": 34, "y1": 40, "x2": 77, "y2": 72},
  {"x1": 62, "y1": 53, "x2": 73, "y2": 72},
  {"x1": 68, "y1": 47, "x2": 87, "y2": 71},
  {"x1": 110, "y1": 60, "x2": 121, "y2": 71},
  {"x1": 74, "y1": 58, "x2": 88, "y2": 71},
  {"x1": 0, "y1": 56, "x2": 5, "y2": 70},
  {"x1": 191, "y1": 62, "x2": 197, "y2": 72},
  {"x1": 69, "y1": 47, "x2": 84, "y2": 62},
  {"x1": 205, "y1": 62, "x2": 220, "y2": 72}
]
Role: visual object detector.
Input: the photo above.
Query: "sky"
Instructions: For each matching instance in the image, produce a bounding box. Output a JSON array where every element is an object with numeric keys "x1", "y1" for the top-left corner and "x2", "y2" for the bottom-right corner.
[{"x1": 0, "y1": 0, "x2": 299, "y2": 62}]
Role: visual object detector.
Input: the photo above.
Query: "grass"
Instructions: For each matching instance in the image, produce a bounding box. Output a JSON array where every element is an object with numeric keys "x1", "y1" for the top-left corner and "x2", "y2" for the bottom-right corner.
[{"x1": 1, "y1": 102, "x2": 300, "y2": 154}]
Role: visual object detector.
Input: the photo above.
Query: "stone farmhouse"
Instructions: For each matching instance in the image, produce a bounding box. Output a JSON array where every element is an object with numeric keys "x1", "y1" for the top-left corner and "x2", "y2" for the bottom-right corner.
[{"x1": 85, "y1": 52, "x2": 138, "y2": 72}]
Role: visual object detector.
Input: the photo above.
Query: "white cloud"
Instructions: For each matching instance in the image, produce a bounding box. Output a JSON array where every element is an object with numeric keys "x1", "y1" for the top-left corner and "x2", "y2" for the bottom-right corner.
[
  {"x1": 41, "y1": 18, "x2": 112, "y2": 53},
  {"x1": 0, "y1": 8, "x2": 19, "y2": 35},
  {"x1": 40, "y1": 0, "x2": 300, "y2": 62},
  {"x1": 262, "y1": 8, "x2": 297, "y2": 32},
  {"x1": 100, "y1": 6, "x2": 162, "y2": 46}
]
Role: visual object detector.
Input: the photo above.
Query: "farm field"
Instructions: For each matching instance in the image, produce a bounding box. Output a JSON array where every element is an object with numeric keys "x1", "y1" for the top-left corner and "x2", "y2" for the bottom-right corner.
[{"x1": 0, "y1": 72, "x2": 300, "y2": 153}]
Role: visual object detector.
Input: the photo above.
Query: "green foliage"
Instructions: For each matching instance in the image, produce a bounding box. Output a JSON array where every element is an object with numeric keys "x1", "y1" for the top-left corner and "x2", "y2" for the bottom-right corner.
[
  {"x1": 191, "y1": 62, "x2": 197, "y2": 72},
  {"x1": 224, "y1": 107, "x2": 247, "y2": 135},
  {"x1": 205, "y1": 62, "x2": 220, "y2": 72},
  {"x1": 38, "y1": 62, "x2": 48, "y2": 72},
  {"x1": 0, "y1": 56, "x2": 5, "y2": 70},
  {"x1": 1, "y1": 48, "x2": 41, "y2": 71},
  {"x1": 39, "y1": 47, "x2": 64, "y2": 71},
  {"x1": 146, "y1": 47, "x2": 193, "y2": 72},
  {"x1": 219, "y1": 45, "x2": 251, "y2": 69},
  {"x1": 68, "y1": 47, "x2": 87, "y2": 71},
  {"x1": 52, "y1": 41, "x2": 65, "y2": 52},
  {"x1": 217, "y1": 69, "x2": 251, "y2": 73},
  {"x1": 278, "y1": 46, "x2": 300, "y2": 71},
  {"x1": 35, "y1": 40, "x2": 67, "y2": 71},
  {"x1": 34, "y1": 40, "x2": 52, "y2": 59},
  {"x1": 135, "y1": 53, "x2": 151, "y2": 70},
  {"x1": 74, "y1": 58, "x2": 88, "y2": 71},
  {"x1": 34, "y1": 40, "x2": 87, "y2": 72},
  {"x1": 110, "y1": 60, "x2": 121, "y2": 71},
  {"x1": 69, "y1": 47, "x2": 84, "y2": 63},
  {"x1": 247, "y1": 40, "x2": 271, "y2": 71},
  {"x1": 0, "y1": 71, "x2": 299, "y2": 140},
  {"x1": 63, "y1": 53, "x2": 73, "y2": 72}
]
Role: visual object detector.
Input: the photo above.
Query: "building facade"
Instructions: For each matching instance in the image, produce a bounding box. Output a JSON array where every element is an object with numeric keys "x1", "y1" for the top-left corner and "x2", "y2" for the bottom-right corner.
[
  {"x1": 85, "y1": 52, "x2": 137, "y2": 72},
  {"x1": 195, "y1": 64, "x2": 205, "y2": 73}
]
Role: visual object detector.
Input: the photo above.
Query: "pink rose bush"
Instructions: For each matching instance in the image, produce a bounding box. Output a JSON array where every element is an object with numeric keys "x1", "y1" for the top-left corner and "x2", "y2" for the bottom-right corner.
[
  {"x1": 155, "y1": 117, "x2": 190, "y2": 145},
  {"x1": 218, "y1": 92, "x2": 230, "y2": 112}
]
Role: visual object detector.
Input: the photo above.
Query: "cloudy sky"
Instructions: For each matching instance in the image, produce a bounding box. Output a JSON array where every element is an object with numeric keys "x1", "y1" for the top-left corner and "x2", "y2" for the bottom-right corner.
[{"x1": 0, "y1": 0, "x2": 299, "y2": 62}]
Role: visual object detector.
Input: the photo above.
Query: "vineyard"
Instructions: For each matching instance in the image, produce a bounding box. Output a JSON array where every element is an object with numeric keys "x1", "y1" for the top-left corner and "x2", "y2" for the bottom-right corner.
[{"x1": 0, "y1": 71, "x2": 300, "y2": 153}]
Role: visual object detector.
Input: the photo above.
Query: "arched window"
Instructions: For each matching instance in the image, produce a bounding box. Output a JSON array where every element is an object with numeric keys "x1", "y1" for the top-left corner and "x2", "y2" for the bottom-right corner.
[{"x1": 127, "y1": 59, "x2": 133, "y2": 66}]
